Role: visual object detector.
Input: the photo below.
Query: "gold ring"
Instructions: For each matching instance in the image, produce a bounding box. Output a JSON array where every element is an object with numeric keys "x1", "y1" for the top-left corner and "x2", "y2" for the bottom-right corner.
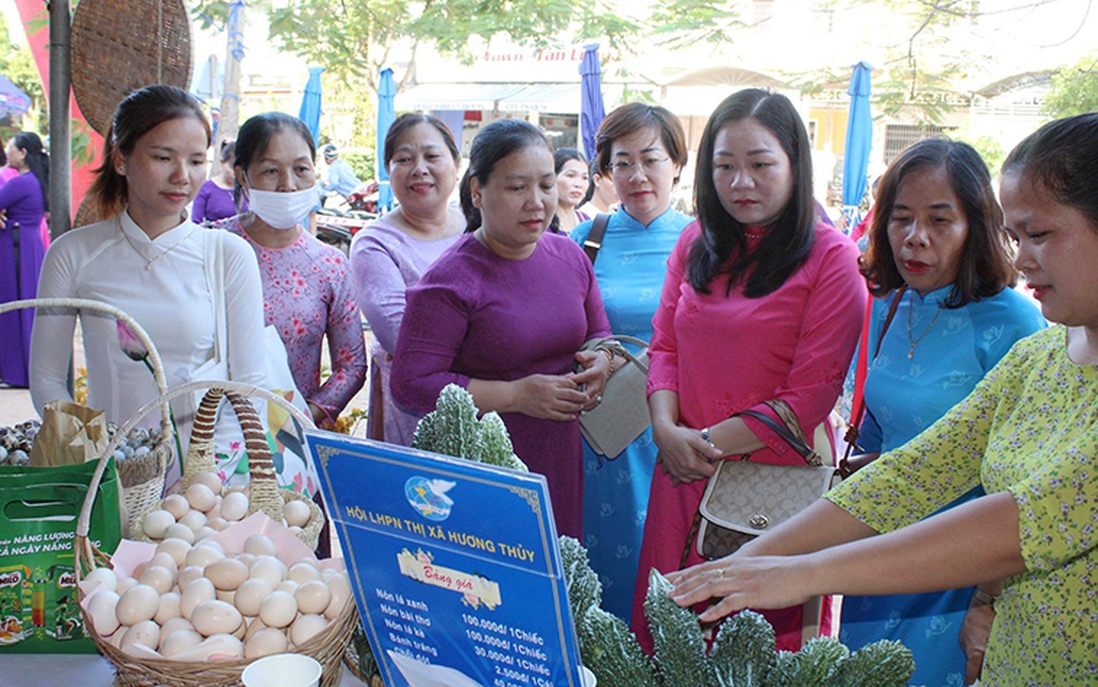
[{"x1": 714, "y1": 568, "x2": 724, "y2": 580}]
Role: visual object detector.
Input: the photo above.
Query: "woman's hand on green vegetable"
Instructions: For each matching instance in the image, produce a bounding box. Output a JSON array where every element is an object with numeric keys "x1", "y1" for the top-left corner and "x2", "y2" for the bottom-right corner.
[
  {"x1": 512, "y1": 374, "x2": 587, "y2": 421},
  {"x1": 666, "y1": 554, "x2": 817, "y2": 622},
  {"x1": 652, "y1": 421, "x2": 720, "y2": 484}
]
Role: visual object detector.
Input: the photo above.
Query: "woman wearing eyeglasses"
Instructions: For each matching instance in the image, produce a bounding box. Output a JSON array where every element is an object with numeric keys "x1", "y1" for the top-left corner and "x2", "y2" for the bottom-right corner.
[{"x1": 569, "y1": 103, "x2": 693, "y2": 624}]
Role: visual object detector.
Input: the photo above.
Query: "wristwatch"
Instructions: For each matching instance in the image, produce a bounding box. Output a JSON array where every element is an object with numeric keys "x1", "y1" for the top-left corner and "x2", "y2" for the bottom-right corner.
[{"x1": 972, "y1": 588, "x2": 999, "y2": 609}]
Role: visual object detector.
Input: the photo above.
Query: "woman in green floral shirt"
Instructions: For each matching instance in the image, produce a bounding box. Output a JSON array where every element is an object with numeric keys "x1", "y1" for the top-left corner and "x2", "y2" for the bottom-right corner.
[{"x1": 666, "y1": 112, "x2": 1098, "y2": 687}]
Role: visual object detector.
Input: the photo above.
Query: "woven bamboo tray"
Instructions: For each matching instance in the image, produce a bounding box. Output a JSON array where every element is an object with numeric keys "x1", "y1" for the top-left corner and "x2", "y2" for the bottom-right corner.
[
  {"x1": 0, "y1": 297, "x2": 173, "y2": 532},
  {"x1": 70, "y1": 0, "x2": 193, "y2": 136},
  {"x1": 106, "y1": 381, "x2": 324, "y2": 551}
]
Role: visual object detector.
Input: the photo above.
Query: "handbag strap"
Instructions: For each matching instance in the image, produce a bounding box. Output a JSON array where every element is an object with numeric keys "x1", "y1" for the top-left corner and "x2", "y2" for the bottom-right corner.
[
  {"x1": 584, "y1": 334, "x2": 649, "y2": 373},
  {"x1": 203, "y1": 229, "x2": 229, "y2": 366},
  {"x1": 582, "y1": 213, "x2": 612, "y2": 263},
  {"x1": 738, "y1": 408, "x2": 823, "y2": 466},
  {"x1": 844, "y1": 286, "x2": 905, "y2": 455}
]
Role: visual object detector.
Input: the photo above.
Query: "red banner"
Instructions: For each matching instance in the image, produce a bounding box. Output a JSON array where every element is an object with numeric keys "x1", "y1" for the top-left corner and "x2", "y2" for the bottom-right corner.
[{"x1": 14, "y1": 0, "x2": 104, "y2": 223}]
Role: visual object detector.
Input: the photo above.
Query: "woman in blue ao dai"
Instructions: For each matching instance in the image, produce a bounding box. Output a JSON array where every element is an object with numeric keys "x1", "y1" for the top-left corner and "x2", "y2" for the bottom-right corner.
[
  {"x1": 569, "y1": 104, "x2": 693, "y2": 623},
  {"x1": 841, "y1": 139, "x2": 1044, "y2": 687}
]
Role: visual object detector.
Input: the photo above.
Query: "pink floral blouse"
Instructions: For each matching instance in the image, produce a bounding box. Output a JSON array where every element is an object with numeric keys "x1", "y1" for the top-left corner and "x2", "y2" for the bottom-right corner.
[{"x1": 225, "y1": 218, "x2": 367, "y2": 425}]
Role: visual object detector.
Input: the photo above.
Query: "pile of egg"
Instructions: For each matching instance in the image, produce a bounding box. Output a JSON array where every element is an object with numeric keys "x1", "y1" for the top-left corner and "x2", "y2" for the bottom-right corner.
[
  {"x1": 83, "y1": 533, "x2": 352, "y2": 662},
  {"x1": 108, "y1": 424, "x2": 164, "y2": 464},
  {"x1": 0, "y1": 420, "x2": 40, "y2": 466},
  {"x1": 140, "y1": 472, "x2": 313, "y2": 543}
]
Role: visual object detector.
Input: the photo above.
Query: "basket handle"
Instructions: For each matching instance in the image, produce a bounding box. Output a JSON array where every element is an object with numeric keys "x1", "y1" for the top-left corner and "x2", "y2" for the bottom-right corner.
[
  {"x1": 77, "y1": 380, "x2": 315, "y2": 539},
  {"x1": 185, "y1": 388, "x2": 283, "y2": 522},
  {"x1": 0, "y1": 297, "x2": 172, "y2": 434}
]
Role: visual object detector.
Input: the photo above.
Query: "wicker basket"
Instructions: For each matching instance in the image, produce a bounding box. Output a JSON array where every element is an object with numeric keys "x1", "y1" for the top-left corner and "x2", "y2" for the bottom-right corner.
[
  {"x1": 70, "y1": 0, "x2": 193, "y2": 136},
  {"x1": 0, "y1": 297, "x2": 173, "y2": 532},
  {"x1": 109, "y1": 381, "x2": 324, "y2": 551},
  {"x1": 73, "y1": 382, "x2": 354, "y2": 687}
]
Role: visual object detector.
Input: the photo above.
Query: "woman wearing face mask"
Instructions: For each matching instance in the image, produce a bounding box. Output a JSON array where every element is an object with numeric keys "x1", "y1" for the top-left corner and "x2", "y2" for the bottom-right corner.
[
  {"x1": 31, "y1": 85, "x2": 266, "y2": 484},
  {"x1": 351, "y1": 113, "x2": 465, "y2": 445},
  {"x1": 221, "y1": 112, "x2": 366, "y2": 430},
  {"x1": 391, "y1": 119, "x2": 613, "y2": 540}
]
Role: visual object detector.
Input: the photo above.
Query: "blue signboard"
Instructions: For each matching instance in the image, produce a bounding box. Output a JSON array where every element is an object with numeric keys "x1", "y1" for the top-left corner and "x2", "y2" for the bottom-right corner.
[{"x1": 306, "y1": 432, "x2": 586, "y2": 687}]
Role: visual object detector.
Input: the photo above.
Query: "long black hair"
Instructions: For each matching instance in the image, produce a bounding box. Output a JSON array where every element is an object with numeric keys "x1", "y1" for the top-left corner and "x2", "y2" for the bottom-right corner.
[
  {"x1": 687, "y1": 89, "x2": 815, "y2": 297},
  {"x1": 89, "y1": 85, "x2": 210, "y2": 219},
  {"x1": 459, "y1": 119, "x2": 551, "y2": 233},
  {"x1": 12, "y1": 132, "x2": 49, "y2": 213}
]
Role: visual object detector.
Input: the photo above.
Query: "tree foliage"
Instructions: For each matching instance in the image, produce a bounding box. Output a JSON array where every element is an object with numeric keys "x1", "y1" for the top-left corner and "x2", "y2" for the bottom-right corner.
[
  {"x1": 0, "y1": 12, "x2": 47, "y2": 135},
  {"x1": 1043, "y1": 53, "x2": 1098, "y2": 119}
]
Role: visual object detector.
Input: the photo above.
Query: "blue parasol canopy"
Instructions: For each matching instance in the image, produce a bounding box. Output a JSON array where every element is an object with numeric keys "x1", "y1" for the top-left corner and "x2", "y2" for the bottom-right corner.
[
  {"x1": 841, "y1": 61, "x2": 873, "y2": 231},
  {"x1": 377, "y1": 67, "x2": 397, "y2": 212},
  {"x1": 579, "y1": 44, "x2": 606, "y2": 162},
  {"x1": 0, "y1": 74, "x2": 31, "y2": 120},
  {"x1": 298, "y1": 66, "x2": 325, "y2": 147}
]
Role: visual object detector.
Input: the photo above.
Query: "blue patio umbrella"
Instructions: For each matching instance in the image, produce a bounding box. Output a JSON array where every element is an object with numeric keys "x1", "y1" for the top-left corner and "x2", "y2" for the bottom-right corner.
[
  {"x1": 841, "y1": 61, "x2": 873, "y2": 231},
  {"x1": 579, "y1": 44, "x2": 606, "y2": 162},
  {"x1": 0, "y1": 74, "x2": 31, "y2": 120},
  {"x1": 298, "y1": 66, "x2": 325, "y2": 147},
  {"x1": 377, "y1": 67, "x2": 397, "y2": 212}
]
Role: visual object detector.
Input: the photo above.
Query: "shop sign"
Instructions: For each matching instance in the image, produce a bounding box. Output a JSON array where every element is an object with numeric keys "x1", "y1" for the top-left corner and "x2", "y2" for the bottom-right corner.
[{"x1": 308, "y1": 432, "x2": 586, "y2": 687}]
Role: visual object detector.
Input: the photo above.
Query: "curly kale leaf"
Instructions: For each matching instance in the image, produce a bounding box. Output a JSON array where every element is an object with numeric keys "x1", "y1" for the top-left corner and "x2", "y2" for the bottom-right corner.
[
  {"x1": 709, "y1": 610, "x2": 776, "y2": 687},
  {"x1": 785, "y1": 637, "x2": 848, "y2": 685},
  {"x1": 581, "y1": 606, "x2": 659, "y2": 687},
  {"x1": 412, "y1": 384, "x2": 526, "y2": 470},
  {"x1": 644, "y1": 569, "x2": 710, "y2": 686},
  {"x1": 827, "y1": 639, "x2": 914, "y2": 687},
  {"x1": 561, "y1": 535, "x2": 602, "y2": 626}
]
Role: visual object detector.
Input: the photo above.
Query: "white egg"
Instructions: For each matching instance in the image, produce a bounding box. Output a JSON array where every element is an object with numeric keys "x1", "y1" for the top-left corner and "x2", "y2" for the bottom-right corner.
[
  {"x1": 206, "y1": 495, "x2": 223, "y2": 520},
  {"x1": 178, "y1": 510, "x2": 208, "y2": 532},
  {"x1": 161, "y1": 494, "x2": 190, "y2": 520},
  {"x1": 205, "y1": 558, "x2": 248, "y2": 591},
  {"x1": 141, "y1": 509, "x2": 176, "y2": 540},
  {"x1": 243, "y1": 615, "x2": 269, "y2": 640},
  {"x1": 193, "y1": 526, "x2": 218, "y2": 542},
  {"x1": 139, "y1": 566, "x2": 174, "y2": 596},
  {"x1": 195, "y1": 538, "x2": 224, "y2": 553},
  {"x1": 274, "y1": 580, "x2": 299, "y2": 596},
  {"x1": 154, "y1": 592, "x2": 182, "y2": 625},
  {"x1": 82, "y1": 567, "x2": 118, "y2": 595},
  {"x1": 220, "y1": 492, "x2": 249, "y2": 522},
  {"x1": 243, "y1": 534, "x2": 277, "y2": 557},
  {"x1": 288, "y1": 525, "x2": 303, "y2": 536},
  {"x1": 282, "y1": 499, "x2": 312, "y2": 528},
  {"x1": 159, "y1": 628, "x2": 204, "y2": 658},
  {"x1": 248, "y1": 556, "x2": 286, "y2": 588},
  {"x1": 120, "y1": 619, "x2": 161, "y2": 649},
  {"x1": 115, "y1": 576, "x2": 138, "y2": 596},
  {"x1": 87, "y1": 590, "x2": 120, "y2": 637},
  {"x1": 110, "y1": 625, "x2": 127, "y2": 649},
  {"x1": 184, "y1": 545, "x2": 224, "y2": 570},
  {"x1": 294, "y1": 580, "x2": 331, "y2": 615},
  {"x1": 233, "y1": 578, "x2": 272, "y2": 617},
  {"x1": 206, "y1": 517, "x2": 228, "y2": 532},
  {"x1": 172, "y1": 633, "x2": 243, "y2": 662},
  {"x1": 121, "y1": 643, "x2": 163, "y2": 660},
  {"x1": 286, "y1": 562, "x2": 320, "y2": 584},
  {"x1": 216, "y1": 589, "x2": 236, "y2": 605},
  {"x1": 116, "y1": 584, "x2": 160, "y2": 626},
  {"x1": 164, "y1": 523, "x2": 195, "y2": 545},
  {"x1": 190, "y1": 471, "x2": 224, "y2": 495},
  {"x1": 148, "y1": 552, "x2": 179, "y2": 575},
  {"x1": 185, "y1": 483, "x2": 217, "y2": 513},
  {"x1": 177, "y1": 565, "x2": 205, "y2": 591},
  {"x1": 244, "y1": 627, "x2": 288, "y2": 659},
  {"x1": 290, "y1": 614, "x2": 328, "y2": 646},
  {"x1": 235, "y1": 553, "x2": 256, "y2": 568},
  {"x1": 190, "y1": 599, "x2": 243, "y2": 637},
  {"x1": 258, "y1": 590, "x2": 297, "y2": 628},
  {"x1": 155, "y1": 538, "x2": 192, "y2": 567},
  {"x1": 158, "y1": 617, "x2": 194, "y2": 647},
  {"x1": 180, "y1": 577, "x2": 216, "y2": 621},
  {"x1": 324, "y1": 572, "x2": 352, "y2": 620}
]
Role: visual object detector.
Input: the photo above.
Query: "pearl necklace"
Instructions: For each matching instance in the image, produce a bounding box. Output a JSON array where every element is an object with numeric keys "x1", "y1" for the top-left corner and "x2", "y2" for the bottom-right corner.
[
  {"x1": 906, "y1": 291, "x2": 945, "y2": 359},
  {"x1": 745, "y1": 229, "x2": 767, "y2": 240},
  {"x1": 121, "y1": 219, "x2": 194, "y2": 271}
]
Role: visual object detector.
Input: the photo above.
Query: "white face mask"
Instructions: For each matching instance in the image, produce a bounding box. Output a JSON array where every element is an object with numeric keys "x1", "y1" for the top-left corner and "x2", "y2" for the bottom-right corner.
[{"x1": 247, "y1": 185, "x2": 316, "y2": 230}]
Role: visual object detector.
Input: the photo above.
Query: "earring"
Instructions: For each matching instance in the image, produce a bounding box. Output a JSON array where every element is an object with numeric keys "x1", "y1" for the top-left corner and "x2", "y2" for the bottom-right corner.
[{"x1": 117, "y1": 166, "x2": 126, "y2": 175}]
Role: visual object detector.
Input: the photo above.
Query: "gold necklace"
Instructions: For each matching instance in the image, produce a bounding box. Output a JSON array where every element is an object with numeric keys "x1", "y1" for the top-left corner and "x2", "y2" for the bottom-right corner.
[
  {"x1": 744, "y1": 229, "x2": 767, "y2": 240},
  {"x1": 120, "y1": 219, "x2": 194, "y2": 271},
  {"x1": 906, "y1": 291, "x2": 944, "y2": 359}
]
